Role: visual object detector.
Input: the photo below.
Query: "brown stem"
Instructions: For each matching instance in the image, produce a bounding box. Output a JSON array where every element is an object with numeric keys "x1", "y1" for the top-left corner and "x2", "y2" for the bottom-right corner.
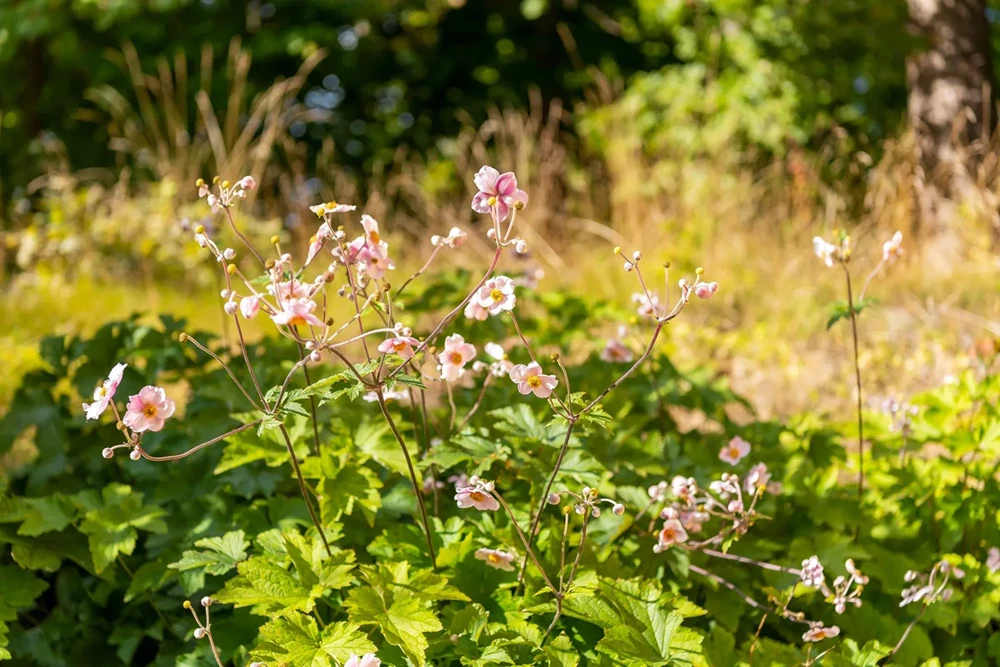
[
  {"x1": 375, "y1": 390, "x2": 438, "y2": 569},
  {"x1": 698, "y1": 548, "x2": 802, "y2": 576},
  {"x1": 842, "y1": 264, "x2": 865, "y2": 498},
  {"x1": 224, "y1": 206, "x2": 265, "y2": 266},
  {"x1": 278, "y1": 423, "x2": 333, "y2": 558},
  {"x1": 493, "y1": 490, "x2": 560, "y2": 598},
  {"x1": 137, "y1": 420, "x2": 262, "y2": 462},
  {"x1": 565, "y1": 510, "x2": 591, "y2": 592}
]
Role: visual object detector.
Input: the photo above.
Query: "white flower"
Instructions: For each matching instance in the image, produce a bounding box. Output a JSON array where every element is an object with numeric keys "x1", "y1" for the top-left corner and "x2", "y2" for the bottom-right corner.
[
  {"x1": 718, "y1": 436, "x2": 750, "y2": 465},
  {"x1": 800, "y1": 556, "x2": 825, "y2": 588}
]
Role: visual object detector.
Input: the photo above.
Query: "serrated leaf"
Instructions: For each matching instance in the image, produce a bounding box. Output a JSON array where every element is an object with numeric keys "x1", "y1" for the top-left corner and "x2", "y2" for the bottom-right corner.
[
  {"x1": 0, "y1": 565, "x2": 49, "y2": 622},
  {"x1": 214, "y1": 557, "x2": 312, "y2": 617},
  {"x1": 169, "y1": 530, "x2": 249, "y2": 576},
  {"x1": 346, "y1": 587, "x2": 442, "y2": 667},
  {"x1": 17, "y1": 494, "x2": 77, "y2": 536}
]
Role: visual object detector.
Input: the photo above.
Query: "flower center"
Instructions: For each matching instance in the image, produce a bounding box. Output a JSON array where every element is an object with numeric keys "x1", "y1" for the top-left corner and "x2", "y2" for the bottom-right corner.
[
  {"x1": 97, "y1": 386, "x2": 108, "y2": 397},
  {"x1": 393, "y1": 341, "x2": 407, "y2": 350},
  {"x1": 487, "y1": 553, "x2": 500, "y2": 563},
  {"x1": 490, "y1": 288, "x2": 504, "y2": 301},
  {"x1": 469, "y1": 491, "x2": 485, "y2": 502},
  {"x1": 369, "y1": 230, "x2": 381, "y2": 244},
  {"x1": 527, "y1": 376, "x2": 542, "y2": 388},
  {"x1": 142, "y1": 404, "x2": 158, "y2": 418},
  {"x1": 449, "y1": 352, "x2": 463, "y2": 364},
  {"x1": 487, "y1": 196, "x2": 497, "y2": 206},
  {"x1": 663, "y1": 528, "x2": 675, "y2": 541},
  {"x1": 729, "y1": 447, "x2": 740, "y2": 458}
]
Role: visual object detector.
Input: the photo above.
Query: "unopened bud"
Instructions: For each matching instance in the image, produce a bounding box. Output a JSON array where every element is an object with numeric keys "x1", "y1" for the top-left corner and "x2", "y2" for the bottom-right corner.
[
  {"x1": 195, "y1": 178, "x2": 205, "y2": 187},
  {"x1": 265, "y1": 259, "x2": 276, "y2": 270},
  {"x1": 323, "y1": 271, "x2": 335, "y2": 283},
  {"x1": 201, "y1": 596, "x2": 213, "y2": 607},
  {"x1": 309, "y1": 351, "x2": 322, "y2": 363},
  {"x1": 613, "y1": 503, "x2": 625, "y2": 515},
  {"x1": 547, "y1": 493, "x2": 561, "y2": 505},
  {"x1": 632, "y1": 251, "x2": 642, "y2": 262},
  {"x1": 220, "y1": 289, "x2": 231, "y2": 299},
  {"x1": 223, "y1": 248, "x2": 236, "y2": 261},
  {"x1": 592, "y1": 507, "x2": 601, "y2": 518},
  {"x1": 178, "y1": 332, "x2": 189, "y2": 343},
  {"x1": 582, "y1": 486, "x2": 592, "y2": 496},
  {"x1": 224, "y1": 301, "x2": 238, "y2": 315},
  {"x1": 226, "y1": 264, "x2": 236, "y2": 274},
  {"x1": 183, "y1": 600, "x2": 192, "y2": 609},
  {"x1": 129, "y1": 449, "x2": 141, "y2": 461},
  {"x1": 195, "y1": 225, "x2": 206, "y2": 235},
  {"x1": 102, "y1": 447, "x2": 114, "y2": 459},
  {"x1": 270, "y1": 235, "x2": 280, "y2": 245},
  {"x1": 663, "y1": 261, "x2": 671, "y2": 269},
  {"x1": 325, "y1": 317, "x2": 335, "y2": 326},
  {"x1": 515, "y1": 239, "x2": 527, "y2": 254},
  {"x1": 194, "y1": 628, "x2": 206, "y2": 640},
  {"x1": 486, "y1": 228, "x2": 497, "y2": 239},
  {"x1": 221, "y1": 180, "x2": 230, "y2": 189}
]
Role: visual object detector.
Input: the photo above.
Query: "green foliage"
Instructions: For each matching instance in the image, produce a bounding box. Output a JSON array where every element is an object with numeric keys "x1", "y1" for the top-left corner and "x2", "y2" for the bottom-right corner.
[{"x1": 0, "y1": 274, "x2": 997, "y2": 665}]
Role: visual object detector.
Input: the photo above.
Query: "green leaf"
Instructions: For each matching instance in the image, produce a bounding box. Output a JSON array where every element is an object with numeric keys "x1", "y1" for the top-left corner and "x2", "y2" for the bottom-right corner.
[
  {"x1": 826, "y1": 297, "x2": 878, "y2": 330},
  {"x1": 0, "y1": 565, "x2": 49, "y2": 622},
  {"x1": 213, "y1": 557, "x2": 313, "y2": 617},
  {"x1": 346, "y1": 588, "x2": 442, "y2": 667},
  {"x1": 315, "y1": 453, "x2": 383, "y2": 526},
  {"x1": 77, "y1": 483, "x2": 167, "y2": 573},
  {"x1": 169, "y1": 530, "x2": 249, "y2": 576},
  {"x1": 250, "y1": 613, "x2": 376, "y2": 667},
  {"x1": 17, "y1": 494, "x2": 77, "y2": 536}
]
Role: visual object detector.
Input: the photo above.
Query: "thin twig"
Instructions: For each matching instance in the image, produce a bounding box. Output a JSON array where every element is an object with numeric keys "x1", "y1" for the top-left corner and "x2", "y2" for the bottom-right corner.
[
  {"x1": 136, "y1": 420, "x2": 262, "y2": 462},
  {"x1": 278, "y1": 423, "x2": 333, "y2": 558},
  {"x1": 842, "y1": 263, "x2": 865, "y2": 497}
]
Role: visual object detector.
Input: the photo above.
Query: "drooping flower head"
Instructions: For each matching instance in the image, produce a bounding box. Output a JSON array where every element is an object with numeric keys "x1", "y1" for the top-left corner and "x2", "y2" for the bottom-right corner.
[
  {"x1": 475, "y1": 548, "x2": 517, "y2": 571},
  {"x1": 122, "y1": 386, "x2": 176, "y2": 433},
  {"x1": 802, "y1": 623, "x2": 840, "y2": 642},
  {"x1": 83, "y1": 363, "x2": 127, "y2": 420},
  {"x1": 455, "y1": 476, "x2": 500, "y2": 511},
  {"x1": 464, "y1": 300, "x2": 490, "y2": 321},
  {"x1": 743, "y1": 462, "x2": 771, "y2": 495},
  {"x1": 438, "y1": 334, "x2": 476, "y2": 382},
  {"x1": 308, "y1": 200, "x2": 357, "y2": 217},
  {"x1": 239, "y1": 296, "x2": 261, "y2": 319},
  {"x1": 484, "y1": 342, "x2": 514, "y2": 377},
  {"x1": 432, "y1": 227, "x2": 467, "y2": 248},
  {"x1": 471, "y1": 166, "x2": 528, "y2": 223},
  {"x1": 693, "y1": 281, "x2": 719, "y2": 300},
  {"x1": 476, "y1": 276, "x2": 517, "y2": 315},
  {"x1": 343, "y1": 653, "x2": 380, "y2": 667},
  {"x1": 509, "y1": 362, "x2": 559, "y2": 399},
  {"x1": 719, "y1": 436, "x2": 751, "y2": 465}
]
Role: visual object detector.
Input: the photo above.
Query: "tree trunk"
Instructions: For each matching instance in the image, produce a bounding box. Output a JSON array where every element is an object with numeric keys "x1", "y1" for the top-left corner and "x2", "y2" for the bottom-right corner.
[{"x1": 906, "y1": 0, "x2": 996, "y2": 255}]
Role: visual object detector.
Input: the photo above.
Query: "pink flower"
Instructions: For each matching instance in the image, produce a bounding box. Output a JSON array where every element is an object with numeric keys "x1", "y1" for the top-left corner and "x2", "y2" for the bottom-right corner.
[
  {"x1": 800, "y1": 556, "x2": 825, "y2": 588},
  {"x1": 359, "y1": 253, "x2": 395, "y2": 280},
  {"x1": 239, "y1": 296, "x2": 260, "y2": 319},
  {"x1": 653, "y1": 519, "x2": 688, "y2": 552},
  {"x1": 484, "y1": 342, "x2": 514, "y2": 377},
  {"x1": 802, "y1": 623, "x2": 839, "y2": 642},
  {"x1": 122, "y1": 385, "x2": 176, "y2": 433},
  {"x1": 883, "y1": 230, "x2": 903, "y2": 263},
  {"x1": 438, "y1": 334, "x2": 476, "y2": 382},
  {"x1": 269, "y1": 278, "x2": 312, "y2": 303},
  {"x1": 309, "y1": 201, "x2": 357, "y2": 217},
  {"x1": 431, "y1": 227, "x2": 467, "y2": 248},
  {"x1": 271, "y1": 299, "x2": 324, "y2": 328},
  {"x1": 378, "y1": 335, "x2": 420, "y2": 359},
  {"x1": 344, "y1": 653, "x2": 380, "y2": 667},
  {"x1": 509, "y1": 362, "x2": 559, "y2": 398},
  {"x1": 475, "y1": 548, "x2": 517, "y2": 571},
  {"x1": 471, "y1": 166, "x2": 528, "y2": 222},
  {"x1": 83, "y1": 363, "x2": 128, "y2": 420},
  {"x1": 333, "y1": 236, "x2": 367, "y2": 265},
  {"x1": 693, "y1": 281, "x2": 719, "y2": 300},
  {"x1": 719, "y1": 436, "x2": 751, "y2": 465},
  {"x1": 744, "y1": 462, "x2": 771, "y2": 495},
  {"x1": 360, "y1": 215, "x2": 388, "y2": 258},
  {"x1": 464, "y1": 300, "x2": 490, "y2": 321},
  {"x1": 986, "y1": 547, "x2": 999, "y2": 573},
  {"x1": 476, "y1": 276, "x2": 517, "y2": 315},
  {"x1": 455, "y1": 477, "x2": 500, "y2": 511},
  {"x1": 448, "y1": 473, "x2": 470, "y2": 490},
  {"x1": 632, "y1": 292, "x2": 660, "y2": 318},
  {"x1": 670, "y1": 476, "x2": 698, "y2": 504},
  {"x1": 601, "y1": 338, "x2": 634, "y2": 363},
  {"x1": 238, "y1": 175, "x2": 256, "y2": 190}
]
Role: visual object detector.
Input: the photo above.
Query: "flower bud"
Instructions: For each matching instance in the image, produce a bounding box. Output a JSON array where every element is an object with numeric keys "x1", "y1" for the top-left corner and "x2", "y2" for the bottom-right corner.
[
  {"x1": 613, "y1": 246, "x2": 622, "y2": 255},
  {"x1": 201, "y1": 596, "x2": 213, "y2": 607},
  {"x1": 469, "y1": 475, "x2": 480, "y2": 485},
  {"x1": 102, "y1": 447, "x2": 114, "y2": 459},
  {"x1": 129, "y1": 449, "x2": 141, "y2": 461},
  {"x1": 309, "y1": 351, "x2": 322, "y2": 363},
  {"x1": 483, "y1": 481, "x2": 495, "y2": 492},
  {"x1": 582, "y1": 486, "x2": 592, "y2": 497},
  {"x1": 575, "y1": 504, "x2": 585, "y2": 515},
  {"x1": 515, "y1": 239, "x2": 527, "y2": 254},
  {"x1": 547, "y1": 493, "x2": 561, "y2": 505},
  {"x1": 183, "y1": 600, "x2": 192, "y2": 609},
  {"x1": 178, "y1": 333, "x2": 189, "y2": 343},
  {"x1": 623, "y1": 261, "x2": 634, "y2": 272},
  {"x1": 592, "y1": 507, "x2": 601, "y2": 518},
  {"x1": 224, "y1": 301, "x2": 238, "y2": 315},
  {"x1": 325, "y1": 317, "x2": 335, "y2": 326},
  {"x1": 196, "y1": 178, "x2": 205, "y2": 187},
  {"x1": 194, "y1": 628, "x2": 206, "y2": 639},
  {"x1": 265, "y1": 259, "x2": 276, "y2": 270},
  {"x1": 486, "y1": 228, "x2": 497, "y2": 239},
  {"x1": 632, "y1": 251, "x2": 642, "y2": 262},
  {"x1": 223, "y1": 248, "x2": 236, "y2": 260},
  {"x1": 613, "y1": 503, "x2": 625, "y2": 515},
  {"x1": 226, "y1": 264, "x2": 236, "y2": 275}
]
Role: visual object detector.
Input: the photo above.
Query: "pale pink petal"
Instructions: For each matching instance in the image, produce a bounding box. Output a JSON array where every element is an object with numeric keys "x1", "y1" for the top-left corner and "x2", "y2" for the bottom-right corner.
[
  {"x1": 471, "y1": 191, "x2": 493, "y2": 214},
  {"x1": 474, "y1": 166, "x2": 500, "y2": 193},
  {"x1": 495, "y1": 172, "x2": 518, "y2": 197}
]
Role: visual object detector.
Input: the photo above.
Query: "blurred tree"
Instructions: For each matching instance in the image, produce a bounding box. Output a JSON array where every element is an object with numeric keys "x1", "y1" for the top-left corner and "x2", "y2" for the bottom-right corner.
[{"x1": 906, "y1": 0, "x2": 996, "y2": 248}]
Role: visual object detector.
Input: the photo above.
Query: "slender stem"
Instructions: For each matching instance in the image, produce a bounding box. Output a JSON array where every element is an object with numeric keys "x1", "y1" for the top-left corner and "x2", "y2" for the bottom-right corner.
[
  {"x1": 183, "y1": 334, "x2": 263, "y2": 411},
  {"x1": 558, "y1": 512, "x2": 570, "y2": 591},
  {"x1": 689, "y1": 564, "x2": 775, "y2": 615},
  {"x1": 298, "y1": 343, "x2": 322, "y2": 454},
  {"x1": 508, "y1": 311, "x2": 538, "y2": 364},
  {"x1": 583, "y1": 321, "x2": 664, "y2": 413},
  {"x1": 205, "y1": 630, "x2": 224, "y2": 667},
  {"x1": 224, "y1": 206, "x2": 265, "y2": 266},
  {"x1": 698, "y1": 548, "x2": 802, "y2": 576},
  {"x1": 456, "y1": 373, "x2": 492, "y2": 432},
  {"x1": 278, "y1": 423, "x2": 333, "y2": 558},
  {"x1": 386, "y1": 246, "x2": 503, "y2": 382},
  {"x1": 891, "y1": 603, "x2": 927, "y2": 655},
  {"x1": 493, "y1": 490, "x2": 560, "y2": 598},
  {"x1": 518, "y1": 419, "x2": 576, "y2": 586},
  {"x1": 842, "y1": 263, "x2": 865, "y2": 497},
  {"x1": 565, "y1": 510, "x2": 591, "y2": 592},
  {"x1": 375, "y1": 390, "x2": 438, "y2": 570},
  {"x1": 393, "y1": 245, "x2": 443, "y2": 301},
  {"x1": 136, "y1": 420, "x2": 263, "y2": 462}
]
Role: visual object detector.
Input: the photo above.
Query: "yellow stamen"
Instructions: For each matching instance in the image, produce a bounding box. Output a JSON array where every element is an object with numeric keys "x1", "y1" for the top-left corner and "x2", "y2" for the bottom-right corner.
[
  {"x1": 470, "y1": 491, "x2": 485, "y2": 502},
  {"x1": 490, "y1": 288, "x2": 504, "y2": 301},
  {"x1": 527, "y1": 376, "x2": 542, "y2": 388},
  {"x1": 142, "y1": 405, "x2": 158, "y2": 418},
  {"x1": 487, "y1": 196, "x2": 497, "y2": 206}
]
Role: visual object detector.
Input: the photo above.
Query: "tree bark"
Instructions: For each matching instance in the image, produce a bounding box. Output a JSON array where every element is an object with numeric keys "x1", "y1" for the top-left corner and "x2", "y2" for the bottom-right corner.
[{"x1": 906, "y1": 0, "x2": 996, "y2": 254}]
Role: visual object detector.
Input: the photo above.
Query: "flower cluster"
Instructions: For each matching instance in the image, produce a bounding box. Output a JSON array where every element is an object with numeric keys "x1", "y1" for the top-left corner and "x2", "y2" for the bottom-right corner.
[
  {"x1": 455, "y1": 476, "x2": 500, "y2": 511},
  {"x1": 197, "y1": 175, "x2": 256, "y2": 211},
  {"x1": 799, "y1": 556, "x2": 869, "y2": 614},
  {"x1": 548, "y1": 486, "x2": 625, "y2": 519},
  {"x1": 900, "y1": 560, "x2": 961, "y2": 607}
]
